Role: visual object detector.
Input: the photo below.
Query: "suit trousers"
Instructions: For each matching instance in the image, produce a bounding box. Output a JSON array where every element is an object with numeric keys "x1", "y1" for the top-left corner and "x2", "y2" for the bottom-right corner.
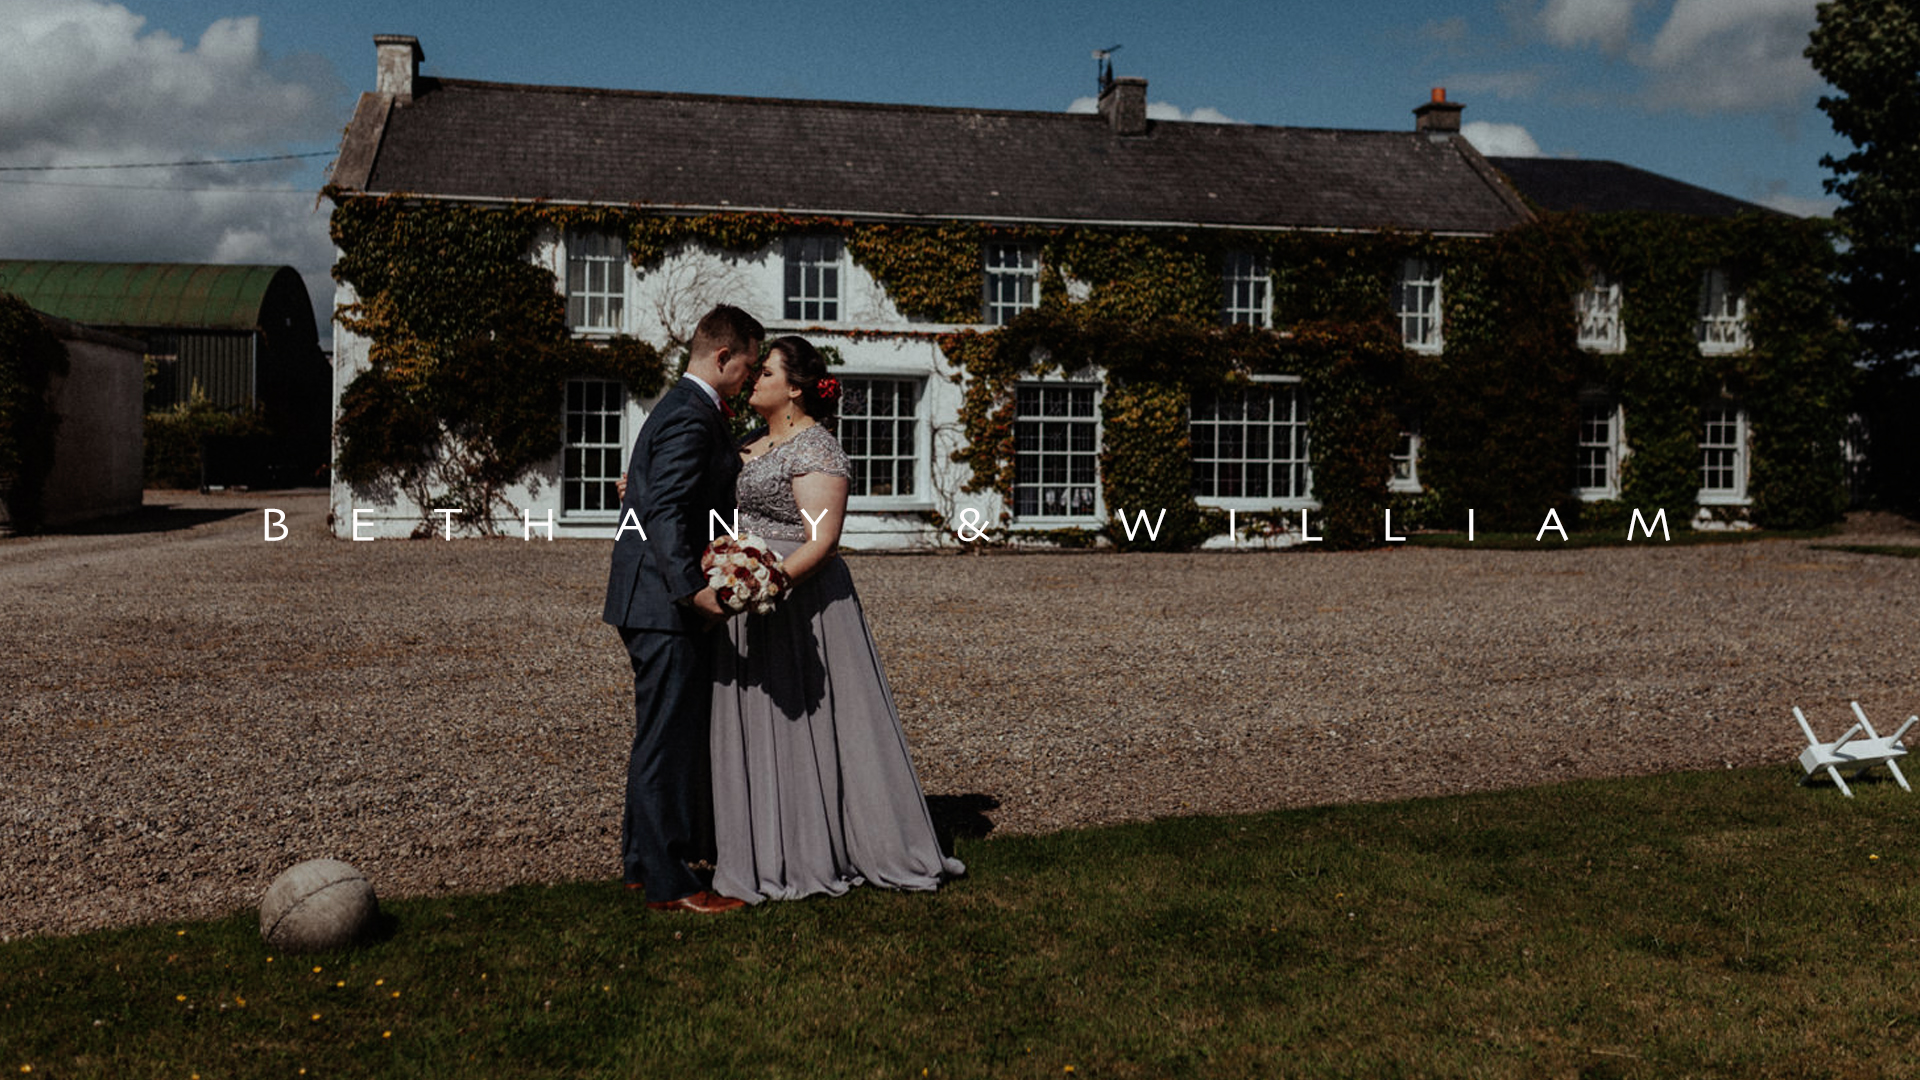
[{"x1": 619, "y1": 625, "x2": 715, "y2": 901}]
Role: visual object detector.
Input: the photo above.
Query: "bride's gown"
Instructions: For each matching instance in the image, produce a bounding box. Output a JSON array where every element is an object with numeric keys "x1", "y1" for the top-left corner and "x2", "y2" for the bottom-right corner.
[{"x1": 710, "y1": 424, "x2": 965, "y2": 902}]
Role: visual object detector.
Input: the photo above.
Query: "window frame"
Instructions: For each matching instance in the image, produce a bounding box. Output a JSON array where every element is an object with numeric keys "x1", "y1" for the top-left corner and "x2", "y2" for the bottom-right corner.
[
  {"x1": 1221, "y1": 251, "x2": 1273, "y2": 328},
  {"x1": 1698, "y1": 403, "x2": 1749, "y2": 504},
  {"x1": 783, "y1": 235, "x2": 844, "y2": 323},
  {"x1": 1576, "y1": 273, "x2": 1625, "y2": 353},
  {"x1": 984, "y1": 242, "x2": 1041, "y2": 326},
  {"x1": 1189, "y1": 375, "x2": 1315, "y2": 512},
  {"x1": 1389, "y1": 429, "x2": 1421, "y2": 494},
  {"x1": 563, "y1": 229, "x2": 628, "y2": 335},
  {"x1": 1398, "y1": 258, "x2": 1444, "y2": 354},
  {"x1": 1575, "y1": 396, "x2": 1622, "y2": 500},
  {"x1": 837, "y1": 374, "x2": 929, "y2": 510},
  {"x1": 560, "y1": 377, "x2": 629, "y2": 519},
  {"x1": 1697, "y1": 268, "x2": 1748, "y2": 355},
  {"x1": 1011, "y1": 379, "x2": 1101, "y2": 524}
]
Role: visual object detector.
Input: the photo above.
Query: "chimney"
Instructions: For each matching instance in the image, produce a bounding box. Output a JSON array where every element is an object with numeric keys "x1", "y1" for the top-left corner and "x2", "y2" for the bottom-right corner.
[
  {"x1": 374, "y1": 35, "x2": 423, "y2": 100},
  {"x1": 1413, "y1": 87, "x2": 1463, "y2": 135},
  {"x1": 1099, "y1": 75, "x2": 1149, "y2": 136}
]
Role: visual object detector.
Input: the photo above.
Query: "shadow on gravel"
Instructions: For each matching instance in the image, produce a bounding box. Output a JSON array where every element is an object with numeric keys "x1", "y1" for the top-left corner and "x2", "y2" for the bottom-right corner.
[
  {"x1": 43, "y1": 503, "x2": 254, "y2": 537},
  {"x1": 928, "y1": 793, "x2": 1001, "y2": 852}
]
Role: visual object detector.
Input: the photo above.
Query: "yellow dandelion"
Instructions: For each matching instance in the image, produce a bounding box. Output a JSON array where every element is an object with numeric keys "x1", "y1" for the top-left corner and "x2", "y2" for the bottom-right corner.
[
  {"x1": 335, "y1": 981, "x2": 345, "y2": 988},
  {"x1": 375, "y1": 979, "x2": 385, "y2": 986},
  {"x1": 22, "y1": 1066, "x2": 33, "y2": 1074},
  {"x1": 176, "y1": 930, "x2": 186, "y2": 937},
  {"x1": 310, "y1": 1013, "x2": 322, "y2": 1022},
  {"x1": 383, "y1": 1031, "x2": 393, "y2": 1040},
  {"x1": 391, "y1": 991, "x2": 401, "y2": 999},
  {"x1": 1065, "y1": 1067, "x2": 1076, "y2": 1074},
  {"x1": 175, "y1": 995, "x2": 186, "y2": 1002},
  {"x1": 1871, "y1": 854, "x2": 1881, "y2": 861},
  {"x1": 235, "y1": 997, "x2": 246, "y2": 1007},
  {"x1": 312, "y1": 966, "x2": 322, "y2": 974}
]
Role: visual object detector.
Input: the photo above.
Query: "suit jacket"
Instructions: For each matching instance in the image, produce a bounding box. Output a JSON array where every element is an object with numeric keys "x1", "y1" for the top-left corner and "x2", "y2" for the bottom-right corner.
[{"x1": 602, "y1": 376, "x2": 741, "y2": 631}]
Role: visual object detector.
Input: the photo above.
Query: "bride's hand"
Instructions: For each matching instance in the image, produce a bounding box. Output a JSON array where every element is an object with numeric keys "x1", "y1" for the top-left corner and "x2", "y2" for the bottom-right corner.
[{"x1": 616, "y1": 474, "x2": 628, "y2": 502}]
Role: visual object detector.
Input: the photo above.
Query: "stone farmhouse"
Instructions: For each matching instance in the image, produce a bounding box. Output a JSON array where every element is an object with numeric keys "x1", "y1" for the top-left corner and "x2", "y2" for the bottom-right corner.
[{"x1": 325, "y1": 34, "x2": 1844, "y2": 545}]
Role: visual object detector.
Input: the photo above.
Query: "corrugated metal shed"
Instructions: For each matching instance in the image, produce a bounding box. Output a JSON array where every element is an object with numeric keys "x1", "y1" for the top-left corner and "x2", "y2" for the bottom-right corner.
[{"x1": 0, "y1": 261, "x2": 289, "y2": 330}]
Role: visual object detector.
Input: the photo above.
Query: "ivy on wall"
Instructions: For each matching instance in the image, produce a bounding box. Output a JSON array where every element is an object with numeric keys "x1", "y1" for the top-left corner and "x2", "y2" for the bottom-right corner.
[
  {"x1": 328, "y1": 195, "x2": 669, "y2": 532},
  {"x1": 0, "y1": 291, "x2": 69, "y2": 533},
  {"x1": 1578, "y1": 212, "x2": 1851, "y2": 531},
  {"x1": 326, "y1": 190, "x2": 1850, "y2": 547}
]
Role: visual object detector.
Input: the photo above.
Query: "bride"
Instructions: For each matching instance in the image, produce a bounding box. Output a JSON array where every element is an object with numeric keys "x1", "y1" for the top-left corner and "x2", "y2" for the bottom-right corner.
[{"x1": 709, "y1": 335, "x2": 965, "y2": 902}]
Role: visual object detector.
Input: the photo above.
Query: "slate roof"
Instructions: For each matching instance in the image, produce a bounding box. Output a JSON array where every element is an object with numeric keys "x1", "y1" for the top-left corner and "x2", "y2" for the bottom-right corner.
[
  {"x1": 1487, "y1": 157, "x2": 1776, "y2": 218},
  {"x1": 0, "y1": 261, "x2": 301, "y2": 331},
  {"x1": 335, "y1": 77, "x2": 1534, "y2": 236}
]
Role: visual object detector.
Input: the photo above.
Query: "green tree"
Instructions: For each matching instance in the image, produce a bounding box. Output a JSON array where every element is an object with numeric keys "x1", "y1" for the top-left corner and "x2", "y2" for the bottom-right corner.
[{"x1": 1808, "y1": 0, "x2": 1920, "y2": 507}]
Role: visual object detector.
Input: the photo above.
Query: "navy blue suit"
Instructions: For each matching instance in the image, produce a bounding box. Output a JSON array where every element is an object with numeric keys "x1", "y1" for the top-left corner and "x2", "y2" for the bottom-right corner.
[{"x1": 603, "y1": 376, "x2": 741, "y2": 899}]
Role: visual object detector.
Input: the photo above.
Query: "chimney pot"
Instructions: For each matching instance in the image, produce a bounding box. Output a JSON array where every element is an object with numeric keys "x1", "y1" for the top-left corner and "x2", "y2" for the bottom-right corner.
[
  {"x1": 1413, "y1": 87, "x2": 1463, "y2": 135},
  {"x1": 374, "y1": 34, "x2": 423, "y2": 100},
  {"x1": 1098, "y1": 75, "x2": 1149, "y2": 136}
]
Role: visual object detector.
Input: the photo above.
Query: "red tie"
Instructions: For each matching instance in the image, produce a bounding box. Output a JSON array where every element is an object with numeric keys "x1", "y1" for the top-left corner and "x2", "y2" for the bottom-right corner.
[{"x1": 718, "y1": 397, "x2": 735, "y2": 419}]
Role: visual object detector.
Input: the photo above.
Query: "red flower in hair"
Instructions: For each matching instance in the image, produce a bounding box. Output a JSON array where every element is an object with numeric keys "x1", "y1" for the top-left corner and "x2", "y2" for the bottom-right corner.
[{"x1": 816, "y1": 377, "x2": 840, "y2": 400}]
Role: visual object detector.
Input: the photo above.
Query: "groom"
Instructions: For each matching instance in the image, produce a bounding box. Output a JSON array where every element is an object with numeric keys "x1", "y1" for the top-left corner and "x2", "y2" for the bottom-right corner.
[{"x1": 603, "y1": 304, "x2": 763, "y2": 913}]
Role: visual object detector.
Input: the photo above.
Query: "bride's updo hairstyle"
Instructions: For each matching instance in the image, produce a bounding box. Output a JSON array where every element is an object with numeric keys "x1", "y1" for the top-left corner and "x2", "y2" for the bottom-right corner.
[{"x1": 769, "y1": 334, "x2": 839, "y2": 428}]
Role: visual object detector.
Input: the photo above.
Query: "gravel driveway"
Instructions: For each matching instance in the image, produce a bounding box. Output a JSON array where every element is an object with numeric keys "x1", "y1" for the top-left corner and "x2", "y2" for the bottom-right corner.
[{"x1": 4, "y1": 491, "x2": 1918, "y2": 940}]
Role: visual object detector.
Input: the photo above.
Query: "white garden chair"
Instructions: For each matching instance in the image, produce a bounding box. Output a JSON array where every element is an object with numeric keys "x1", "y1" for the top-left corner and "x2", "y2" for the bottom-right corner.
[{"x1": 1794, "y1": 702, "x2": 1917, "y2": 798}]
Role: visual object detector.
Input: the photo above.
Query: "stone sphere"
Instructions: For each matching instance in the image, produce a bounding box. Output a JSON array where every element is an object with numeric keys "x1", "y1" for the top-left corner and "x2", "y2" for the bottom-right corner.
[{"x1": 259, "y1": 859, "x2": 378, "y2": 953}]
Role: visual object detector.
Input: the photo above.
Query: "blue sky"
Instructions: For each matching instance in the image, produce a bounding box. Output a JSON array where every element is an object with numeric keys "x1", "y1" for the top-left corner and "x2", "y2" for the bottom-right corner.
[{"x1": 0, "y1": 0, "x2": 1848, "y2": 344}]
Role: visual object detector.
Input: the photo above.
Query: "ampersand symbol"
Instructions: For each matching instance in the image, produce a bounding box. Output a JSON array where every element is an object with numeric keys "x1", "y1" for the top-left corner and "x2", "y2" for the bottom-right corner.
[{"x1": 953, "y1": 507, "x2": 987, "y2": 543}]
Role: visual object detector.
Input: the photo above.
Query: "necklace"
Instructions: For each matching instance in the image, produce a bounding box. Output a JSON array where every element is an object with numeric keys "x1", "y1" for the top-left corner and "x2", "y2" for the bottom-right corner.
[{"x1": 765, "y1": 419, "x2": 817, "y2": 448}]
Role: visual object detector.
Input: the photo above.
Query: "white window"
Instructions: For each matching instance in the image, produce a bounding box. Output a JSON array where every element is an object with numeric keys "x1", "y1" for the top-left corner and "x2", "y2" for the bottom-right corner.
[
  {"x1": 1699, "y1": 405, "x2": 1748, "y2": 503},
  {"x1": 1577, "y1": 274, "x2": 1624, "y2": 353},
  {"x1": 1190, "y1": 381, "x2": 1312, "y2": 505},
  {"x1": 784, "y1": 236, "x2": 842, "y2": 322},
  {"x1": 985, "y1": 243, "x2": 1040, "y2": 326},
  {"x1": 1576, "y1": 399, "x2": 1621, "y2": 499},
  {"x1": 565, "y1": 230, "x2": 626, "y2": 332},
  {"x1": 562, "y1": 378, "x2": 627, "y2": 515},
  {"x1": 1013, "y1": 383, "x2": 1098, "y2": 518},
  {"x1": 1222, "y1": 251, "x2": 1272, "y2": 328},
  {"x1": 1398, "y1": 258, "x2": 1443, "y2": 353},
  {"x1": 1697, "y1": 269, "x2": 1748, "y2": 354},
  {"x1": 1389, "y1": 430, "x2": 1421, "y2": 494},
  {"x1": 839, "y1": 377, "x2": 922, "y2": 502}
]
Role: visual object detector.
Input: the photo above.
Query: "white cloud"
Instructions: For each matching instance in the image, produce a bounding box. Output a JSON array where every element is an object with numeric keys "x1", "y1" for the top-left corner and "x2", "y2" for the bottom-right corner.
[
  {"x1": 1066, "y1": 96, "x2": 1246, "y2": 124},
  {"x1": 1462, "y1": 121, "x2": 1544, "y2": 157},
  {"x1": 1539, "y1": 0, "x2": 1646, "y2": 53},
  {"x1": 0, "y1": 0, "x2": 346, "y2": 341},
  {"x1": 1639, "y1": 0, "x2": 1822, "y2": 112},
  {"x1": 1443, "y1": 69, "x2": 1549, "y2": 101},
  {"x1": 1754, "y1": 190, "x2": 1839, "y2": 218}
]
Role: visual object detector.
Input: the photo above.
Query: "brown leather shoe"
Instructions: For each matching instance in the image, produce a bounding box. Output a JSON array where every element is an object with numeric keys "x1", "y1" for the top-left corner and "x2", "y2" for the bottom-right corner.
[{"x1": 646, "y1": 890, "x2": 745, "y2": 914}]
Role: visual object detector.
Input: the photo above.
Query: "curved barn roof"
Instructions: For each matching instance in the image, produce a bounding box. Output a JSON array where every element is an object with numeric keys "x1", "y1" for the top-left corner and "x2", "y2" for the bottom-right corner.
[{"x1": 0, "y1": 261, "x2": 303, "y2": 331}]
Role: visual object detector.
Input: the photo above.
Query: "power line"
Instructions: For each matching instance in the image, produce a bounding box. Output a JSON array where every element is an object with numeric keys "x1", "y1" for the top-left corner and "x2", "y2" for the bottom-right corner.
[
  {"x1": 0, "y1": 177, "x2": 321, "y2": 194},
  {"x1": 0, "y1": 150, "x2": 333, "y2": 173}
]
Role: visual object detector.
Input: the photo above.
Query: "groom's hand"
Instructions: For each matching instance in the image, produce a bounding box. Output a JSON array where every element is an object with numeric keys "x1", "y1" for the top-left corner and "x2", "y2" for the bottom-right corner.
[{"x1": 689, "y1": 586, "x2": 730, "y2": 629}]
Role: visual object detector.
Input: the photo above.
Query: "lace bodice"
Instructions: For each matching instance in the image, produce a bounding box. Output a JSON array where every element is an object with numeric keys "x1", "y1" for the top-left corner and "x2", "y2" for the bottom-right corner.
[{"x1": 735, "y1": 424, "x2": 851, "y2": 542}]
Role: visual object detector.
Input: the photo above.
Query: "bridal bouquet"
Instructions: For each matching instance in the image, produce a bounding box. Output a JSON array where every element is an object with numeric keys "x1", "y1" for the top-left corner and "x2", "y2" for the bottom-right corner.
[{"x1": 701, "y1": 533, "x2": 791, "y2": 615}]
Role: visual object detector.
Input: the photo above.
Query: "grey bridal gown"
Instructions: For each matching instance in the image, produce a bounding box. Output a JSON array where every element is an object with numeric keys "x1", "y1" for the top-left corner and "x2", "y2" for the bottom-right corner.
[{"x1": 710, "y1": 423, "x2": 965, "y2": 902}]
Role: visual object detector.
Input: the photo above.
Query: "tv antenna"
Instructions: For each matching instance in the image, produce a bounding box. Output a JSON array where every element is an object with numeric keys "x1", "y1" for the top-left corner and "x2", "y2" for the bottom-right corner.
[{"x1": 1093, "y1": 44, "x2": 1121, "y2": 94}]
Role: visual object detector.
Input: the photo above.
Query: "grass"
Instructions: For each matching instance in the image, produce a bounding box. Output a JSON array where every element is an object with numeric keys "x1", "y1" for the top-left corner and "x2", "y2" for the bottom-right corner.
[{"x1": 6, "y1": 764, "x2": 1920, "y2": 1078}]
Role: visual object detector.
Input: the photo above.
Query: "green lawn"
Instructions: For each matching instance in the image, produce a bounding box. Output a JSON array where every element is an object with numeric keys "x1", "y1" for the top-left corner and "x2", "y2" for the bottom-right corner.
[{"x1": 5, "y1": 764, "x2": 1918, "y2": 1078}]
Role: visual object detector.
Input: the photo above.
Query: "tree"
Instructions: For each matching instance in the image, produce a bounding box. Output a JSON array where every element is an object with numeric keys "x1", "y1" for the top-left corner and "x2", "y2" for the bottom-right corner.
[
  {"x1": 1808, "y1": 0, "x2": 1920, "y2": 508},
  {"x1": 1809, "y1": 0, "x2": 1920, "y2": 370}
]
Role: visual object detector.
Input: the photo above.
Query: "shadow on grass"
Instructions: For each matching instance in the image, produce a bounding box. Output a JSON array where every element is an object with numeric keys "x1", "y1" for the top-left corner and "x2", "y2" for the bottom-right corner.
[{"x1": 927, "y1": 792, "x2": 1000, "y2": 852}]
